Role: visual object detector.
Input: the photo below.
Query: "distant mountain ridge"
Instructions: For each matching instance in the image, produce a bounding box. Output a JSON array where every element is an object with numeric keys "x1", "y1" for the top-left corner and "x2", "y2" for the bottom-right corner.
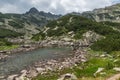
[
  {"x1": 26, "y1": 7, "x2": 61, "y2": 20},
  {"x1": 68, "y1": 3, "x2": 120, "y2": 23},
  {"x1": 0, "y1": 7, "x2": 61, "y2": 39},
  {"x1": 1, "y1": 3, "x2": 120, "y2": 39},
  {"x1": 82, "y1": 3, "x2": 120, "y2": 23}
]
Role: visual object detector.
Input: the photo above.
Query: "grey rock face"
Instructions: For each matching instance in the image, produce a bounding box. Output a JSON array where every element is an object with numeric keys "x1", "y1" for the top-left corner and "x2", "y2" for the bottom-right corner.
[
  {"x1": 82, "y1": 3, "x2": 120, "y2": 23},
  {"x1": 26, "y1": 7, "x2": 39, "y2": 14}
]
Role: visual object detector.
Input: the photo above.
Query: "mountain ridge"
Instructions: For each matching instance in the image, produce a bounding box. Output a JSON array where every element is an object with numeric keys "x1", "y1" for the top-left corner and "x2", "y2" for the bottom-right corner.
[
  {"x1": 0, "y1": 7, "x2": 61, "y2": 39},
  {"x1": 67, "y1": 3, "x2": 120, "y2": 23},
  {"x1": 82, "y1": 3, "x2": 120, "y2": 22}
]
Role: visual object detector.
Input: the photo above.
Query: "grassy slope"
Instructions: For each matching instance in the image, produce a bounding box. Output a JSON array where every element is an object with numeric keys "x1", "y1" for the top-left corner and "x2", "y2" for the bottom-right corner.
[
  {"x1": 32, "y1": 14, "x2": 120, "y2": 52},
  {"x1": 33, "y1": 50, "x2": 120, "y2": 80},
  {"x1": 32, "y1": 15, "x2": 120, "y2": 80},
  {"x1": 0, "y1": 28, "x2": 22, "y2": 51},
  {"x1": 0, "y1": 45, "x2": 19, "y2": 51},
  {"x1": 0, "y1": 28, "x2": 23, "y2": 38}
]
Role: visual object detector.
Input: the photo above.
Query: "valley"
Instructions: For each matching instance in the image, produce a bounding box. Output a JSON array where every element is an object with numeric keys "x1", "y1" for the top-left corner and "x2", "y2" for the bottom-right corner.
[{"x1": 0, "y1": 3, "x2": 120, "y2": 80}]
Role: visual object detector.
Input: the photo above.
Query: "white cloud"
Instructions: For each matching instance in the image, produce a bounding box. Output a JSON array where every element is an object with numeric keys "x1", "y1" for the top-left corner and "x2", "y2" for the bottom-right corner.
[
  {"x1": 60, "y1": 0, "x2": 86, "y2": 12},
  {"x1": 0, "y1": 0, "x2": 119, "y2": 14},
  {"x1": 0, "y1": 4, "x2": 20, "y2": 13}
]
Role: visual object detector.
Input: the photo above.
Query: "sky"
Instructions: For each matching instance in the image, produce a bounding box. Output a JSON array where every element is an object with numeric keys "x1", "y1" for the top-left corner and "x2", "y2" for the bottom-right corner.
[{"x1": 0, "y1": 0, "x2": 120, "y2": 14}]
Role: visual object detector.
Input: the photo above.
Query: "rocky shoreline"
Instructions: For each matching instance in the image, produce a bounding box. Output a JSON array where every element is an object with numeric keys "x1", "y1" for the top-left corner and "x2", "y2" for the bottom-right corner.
[
  {"x1": 0, "y1": 39, "x2": 82, "y2": 61},
  {"x1": 0, "y1": 31, "x2": 100, "y2": 61},
  {"x1": 6, "y1": 48, "x2": 87, "y2": 80},
  {"x1": 0, "y1": 31, "x2": 101, "y2": 80},
  {"x1": 0, "y1": 44, "x2": 39, "y2": 61},
  {"x1": 0, "y1": 39, "x2": 74, "y2": 61}
]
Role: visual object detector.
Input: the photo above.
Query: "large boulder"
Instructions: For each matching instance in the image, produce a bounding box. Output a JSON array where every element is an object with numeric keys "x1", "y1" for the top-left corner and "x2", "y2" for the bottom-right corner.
[
  {"x1": 7, "y1": 74, "x2": 18, "y2": 80},
  {"x1": 57, "y1": 73, "x2": 78, "y2": 80},
  {"x1": 36, "y1": 67, "x2": 45, "y2": 73},
  {"x1": 94, "y1": 68, "x2": 104, "y2": 77},
  {"x1": 113, "y1": 67, "x2": 120, "y2": 72}
]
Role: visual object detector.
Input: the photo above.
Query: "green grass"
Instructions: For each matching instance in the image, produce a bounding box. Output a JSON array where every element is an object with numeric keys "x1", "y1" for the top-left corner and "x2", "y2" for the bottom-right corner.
[
  {"x1": 0, "y1": 45, "x2": 19, "y2": 51},
  {"x1": 88, "y1": 49, "x2": 104, "y2": 54},
  {"x1": 32, "y1": 50, "x2": 120, "y2": 80},
  {"x1": 72, "y1": 57, "x2": 115, "y2": 78}
]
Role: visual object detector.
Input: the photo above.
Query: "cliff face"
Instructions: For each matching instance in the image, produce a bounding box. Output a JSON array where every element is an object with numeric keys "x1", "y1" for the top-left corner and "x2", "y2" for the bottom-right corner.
[{"x1": 82, "y1": 3, "x2": 120, "y2": 23}]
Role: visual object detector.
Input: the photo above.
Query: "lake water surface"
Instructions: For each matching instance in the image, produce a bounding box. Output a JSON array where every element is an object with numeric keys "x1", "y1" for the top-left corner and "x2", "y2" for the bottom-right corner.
[{"x1": 0, "y1": 47, "x2": 72, "y2": 77}]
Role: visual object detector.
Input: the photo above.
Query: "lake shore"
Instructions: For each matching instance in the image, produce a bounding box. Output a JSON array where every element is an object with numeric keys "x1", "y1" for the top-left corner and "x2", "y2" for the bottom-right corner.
[
  {"x1": 0, "y1": 39, "x2": 89, "y2": 80},
  {"x1": 0, "y1": 39, "x2": 79, "y2": 61},
  {"x1": 6, "y1": 48, "x2": 87, "y2": 80}
]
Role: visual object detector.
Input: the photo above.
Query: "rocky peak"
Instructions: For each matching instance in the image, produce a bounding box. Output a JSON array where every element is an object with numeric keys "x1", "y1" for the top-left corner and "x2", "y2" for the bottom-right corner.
[
  {"x1": 39, "y1": 11, "x2": 61, "y2": 19},
  {"x1": 26, "y1": 7, "x2": 39, "y2": 14},
  {"x1": 25, "y1": 7, "x2": 61, "y2": 19},
  {"x1": 39, "y1": 11, "x2": 51, "y2": 17}
]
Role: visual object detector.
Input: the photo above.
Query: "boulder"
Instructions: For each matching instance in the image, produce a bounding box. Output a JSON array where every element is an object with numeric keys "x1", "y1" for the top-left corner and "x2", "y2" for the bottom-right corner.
[
  {"x1": 113, "y1": 67, "x2": 120, "y2": 72},
  {"x1": 7, "y1": 74, "x2": 18, "y2": 80},
  {"x1": 15, "y1": 76, "x2": 30, "y2": 80},
  {"x1": 21, "y1": 70, "x2": 27, "y2": 74},
  {"x1": 27, "y1": 69, "x2": 38, "y2": 78},
  {"x1": 36, "y1": 67, "x2": 45, "y2": 73},
  {"x1": 20, "y1": 70, "x2": 27, "y2": 77},
  {"x1": 0, "y1": 76, "x2": 5, "y2": 79},
  {"x1": 100, "y1": 54, "x2": 106, "y2": 57},
  {"x1": 57, "y1": 73, "x2": 78, "y2": 80},
  {"x1": 94, "y1": 68, "x2": 104, "y2": 77},
  {"x1": 14, "y1": 70, "x2": 28, "y2": 80},
  {"x1": 0, "y1": 51, "x2": 7, "y2": 53},
  {"x1": 21, "y1": 45, "x2": 31, "y2": 48}
]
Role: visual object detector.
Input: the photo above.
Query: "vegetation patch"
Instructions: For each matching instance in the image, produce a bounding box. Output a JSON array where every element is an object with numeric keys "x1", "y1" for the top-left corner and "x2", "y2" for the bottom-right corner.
[
  {"x1": 0, "y1": 18, "x2": 5, "y2": 23},
  {"x1": 32, "y1": 31, "x2": 45, "y2": 41},
  {"x1": 34, "y1": 15, "x2": 120, "y2": 53},
  {"x1": 0, "y1": 39, "x2": 12, "y2": 46},
  {"x1": 91, "y1": 38, "x2": 120, "y2": 53},
  {"x1": 0, "y1": 45, "x2": 19, "y2": 51},
  {"x1": 8, "y1": 21, "x2": 24, "y2": 29},
  {"x1": 32, "y1": 51, "x2": 119, "y2": 80},
  {"x1": 100, "y1": 21, "x2": 120, "y2": 29},
  {"x1": 0, "y1": 28, "x2": 23, "y2": 38},
  {"x1": 0, "y1": 13, "x2": 11, "y2": 19}
]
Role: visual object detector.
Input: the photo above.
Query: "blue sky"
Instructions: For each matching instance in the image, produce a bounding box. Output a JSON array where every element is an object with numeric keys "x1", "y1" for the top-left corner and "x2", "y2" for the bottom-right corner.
[{"x1": 0, "y1": 0, "x2": 120, "y2": 14}]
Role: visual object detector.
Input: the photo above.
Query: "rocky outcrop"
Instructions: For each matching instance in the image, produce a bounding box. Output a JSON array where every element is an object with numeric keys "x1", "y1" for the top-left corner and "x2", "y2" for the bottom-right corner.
[
  {"x1": 40, "y1": 31, "x2": 102, "y2": 50},
  {"x1": 0, "y1": 31, "x2": 101, "y2": 61},
  {"x1": 82, "y1": 3, "x2": 120, "y2": 23},
  {"x1": 7, "y1": 74, "x2": 18, "y2": 80}
]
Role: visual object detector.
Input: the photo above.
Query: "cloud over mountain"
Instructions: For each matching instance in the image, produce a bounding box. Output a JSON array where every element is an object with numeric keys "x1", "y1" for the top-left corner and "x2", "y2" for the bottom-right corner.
[{"x1": 0, "y1": 0, "x2": 119, "y2": 14}]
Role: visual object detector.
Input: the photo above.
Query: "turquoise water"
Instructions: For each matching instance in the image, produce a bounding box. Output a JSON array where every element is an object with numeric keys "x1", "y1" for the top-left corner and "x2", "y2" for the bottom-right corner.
[{"x1": 0, "y1": 47, "x2": 72, "y2": 77}]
